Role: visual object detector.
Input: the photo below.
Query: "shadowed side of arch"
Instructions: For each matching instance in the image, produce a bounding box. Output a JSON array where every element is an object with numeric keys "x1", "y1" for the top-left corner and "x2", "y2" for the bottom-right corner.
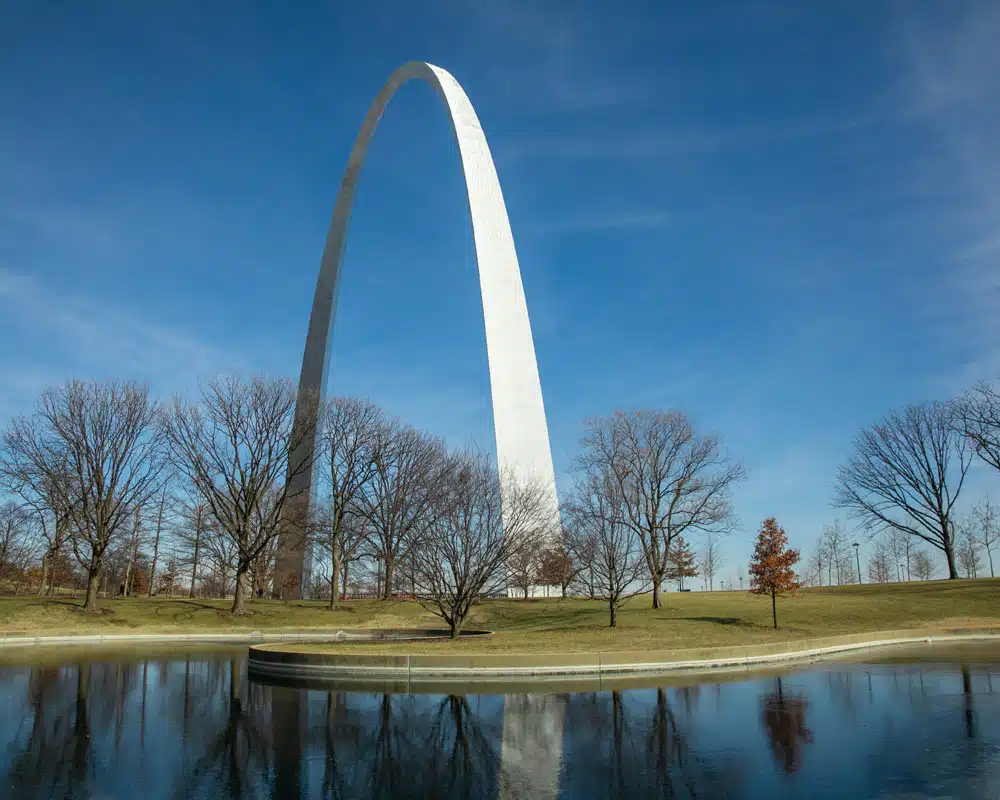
[{"x1": 273, "y1": 61, "x2": 560, "y2": 598}]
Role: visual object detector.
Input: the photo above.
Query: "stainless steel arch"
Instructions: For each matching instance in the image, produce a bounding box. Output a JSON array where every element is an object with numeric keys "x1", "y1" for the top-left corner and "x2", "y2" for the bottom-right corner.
[{"x1": 273, "y1": 61, "x2": 560, "y2": 598}]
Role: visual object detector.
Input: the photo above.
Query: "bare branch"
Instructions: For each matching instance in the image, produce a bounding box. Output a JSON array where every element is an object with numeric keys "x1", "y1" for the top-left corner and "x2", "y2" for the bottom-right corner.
[
  {"x1": 1, "y1": 380, "x2": 164, "y2": 610},
  {"x1": 409, "y1": 450, "x2": 553, "y2": 636},
  {"x1": 953, "y1": 380, "x2": 1000, "y2": 474},
  {"x1": 161, "y1": 375, "x2": 317, "y2": 614},
  {"x1": 573, "y1": 410, "x2": 744, "y2": 609},
  {"x1": 564, "y1": 472, "x2": 649, "y2": 627},
  {"x1": 833, "y1": 401, "x2": 970, "y2": 579}
]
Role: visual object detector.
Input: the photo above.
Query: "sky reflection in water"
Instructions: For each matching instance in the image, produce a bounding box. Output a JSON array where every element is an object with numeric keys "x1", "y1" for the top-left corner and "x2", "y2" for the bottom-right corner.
[{"x1": 0, "y1": 644, "x2": 998, "y2": 798}]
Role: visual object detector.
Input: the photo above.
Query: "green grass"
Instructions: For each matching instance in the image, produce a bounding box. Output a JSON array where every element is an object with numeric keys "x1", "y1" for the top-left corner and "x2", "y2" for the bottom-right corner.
[{"x1": 2, "y1": 579, "x2": 999, "y2": 653}]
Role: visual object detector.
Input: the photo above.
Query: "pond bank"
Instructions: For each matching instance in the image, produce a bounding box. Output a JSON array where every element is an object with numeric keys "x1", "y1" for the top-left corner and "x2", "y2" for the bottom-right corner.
[{"x1": 247, "y1": 628, "x2": 1000, "y2": 682}]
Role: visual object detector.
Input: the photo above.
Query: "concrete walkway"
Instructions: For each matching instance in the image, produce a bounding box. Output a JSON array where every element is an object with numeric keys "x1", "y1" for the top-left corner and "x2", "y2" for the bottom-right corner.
[{"x1": 0, "y1": 627, "x2": 487, "y2": 649}]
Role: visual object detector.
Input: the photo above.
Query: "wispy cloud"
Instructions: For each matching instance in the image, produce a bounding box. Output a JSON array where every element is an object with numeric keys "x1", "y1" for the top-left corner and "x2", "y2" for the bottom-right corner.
[
  {"x1": 498, "y1": 107, "x2": 896, "y2": 164},
  {"x1": 455, "y1": 0, "x2": 649, "y2": 113},
  {"x1": 530, "y1": 208, "x2": 672, "y2": 234},
  {"x1": 898, "y1": 2, "x2": 1000, "y2": 388},
  {"x1": 0, "y1": 267, "x2": 242, "y2": 416}
]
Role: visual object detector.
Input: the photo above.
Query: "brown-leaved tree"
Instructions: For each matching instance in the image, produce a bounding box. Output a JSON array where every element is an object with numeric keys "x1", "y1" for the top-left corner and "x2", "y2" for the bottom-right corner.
[
  {"x1": 749, "y1": 518, "x2": 800, "y2": 629},
  {"x1": 760, "y1": 678, "x2": 813, "y2": 776}
]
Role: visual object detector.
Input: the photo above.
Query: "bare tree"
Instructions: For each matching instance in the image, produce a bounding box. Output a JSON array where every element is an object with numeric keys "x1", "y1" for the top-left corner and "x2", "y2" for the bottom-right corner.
[
  {"x1": 122, "y1": 505, "x2": 143, "y2": 597},
  {"x1": 200, "y1": 521, "x2": 239, "y2": 598},
  {"x1": 505, "y1": 545, "x2": 538, "y2": 599},
  {"x1": 1, "y1": 381, "x2": 165, "y2": 611},
  {"x1": 315, "y1": 398, "x2": 381, "y2": 608},
  {"x1": 887, "y1": 529, "x2": 914, "y2": 582},
  {"x1": 956, "y1": 522, "x2": 982, "y2": 578},
  {"x1": 1, "y1": 470, "x2": 72, "y2": 597},
  {"x1": 410, "y1": 450, "x2": 551, "y2": 637},
  {"x1": 969, "y1": 496, "x2": 998, "y2": 578},
  {"x1": 162, "y1": 376, "x2": 318, "y2": 614},
  {"x1": 834, "y1": 402, "x2": 970, "y2": 579},
  {"x1": 350, "y1": 418, "x2": 444, "y2": 600},
  {"x1": 566, "y1": 527, "x2": 597, "y2": 599},
  {"x1": 573, "y1": 410, "x2": 744, "y2": 609},
  {"x1": 698, "y1": 533, "x2": 722, "y2": 591},
  {"x1": 837, "y1": 551, "x2": 858, "y2": 585},
  {"x1": 146, "y1": 488, "x2": 169, "y2": 597},
  {"x1": 175, "y1": 500, "x2": 211, "y2": 597},
  {"x1": 0, "y1": 501, "x2": 39, "y2": 593},
  {"x1": 538, "y1": 540, "x2": 579, "y2": 598},
  {"x1": 313, "y1": 506, "x2": 368, "y2": 603},
  {"x1": 565, "y1": 474, "x2": 649, "y2": 627},
  {"x1": 912, "y1": 550, "x2": 936, "y2": 581},
  {"x1": 800, "y1": 549, "x2": 823, "y2": 588},
  {"x1": 954, "y1": 380, "x2": 1000, "y2": 474},
  {"x1": 819, "y1": 521, "x2": 848, "y2": 585},
  {"x1": 867, "y1": 537, "x2": 892, "y2": 584}
]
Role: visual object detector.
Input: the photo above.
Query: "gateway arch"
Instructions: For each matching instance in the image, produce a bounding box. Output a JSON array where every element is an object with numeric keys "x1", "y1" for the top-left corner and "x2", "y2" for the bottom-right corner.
[{"x1": 274, "y1": 61, "x2": 560, "y2": 598}]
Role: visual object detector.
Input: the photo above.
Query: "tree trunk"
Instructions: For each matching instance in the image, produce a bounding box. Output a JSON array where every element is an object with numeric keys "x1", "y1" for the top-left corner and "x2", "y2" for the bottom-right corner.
[
  {"x1": 651, "y1": 575, "x2": 662, "y2": 609},
  {"x1": 987, "y1": 546, "x2": 995, "y2": 579},
  {"x1": 124, "y1": 506, "x2": 141, "y2": 597},
  {"x1": 148, "y1": 491, "x2": 166, "y2": 597},
  {"x1": 382, "y1": 558, "x2": 394, "y2": 601},
  {"x1": 609, "y1": 601, "x2": 617, "y2": 628},
  {"x1": 38, "y1": 555, "x2": 50, "y2": 597},
  {"x1": 771, "y1": 587, "x2": 777, "y2": 630},
  {"x1": 188, "y1": 528, "x2": 201, "y2": 599},
  {"x1": 449, "y1": 617, "x2": 461, "y2": 639},
  {"x1": 83, "y1": 566, "x2": 101, "y2": 612},
  {"x1": 342, "y1": 559, "x2": 350, "y2": 600},
  {"x1": 561, "y1": 582, "x2": 567, "y2": 599},
  {"x1": 329, "y1": 547, "x2": 341, "y2": 610},
  {"x1": 231, "y1": 568, "x2": 250, "y2": 615},
  {"x1": 945, "y1": 544, "x2": 959, "y2": 579},
  {"x1": 43, "y1": 515, "x2": 67, "y2": 598}
]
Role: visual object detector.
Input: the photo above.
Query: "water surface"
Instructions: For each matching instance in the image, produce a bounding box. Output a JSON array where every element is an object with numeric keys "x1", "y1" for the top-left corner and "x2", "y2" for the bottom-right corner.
[{"x1": 1, "y1": 642, "x2": 998, "y2": 798}]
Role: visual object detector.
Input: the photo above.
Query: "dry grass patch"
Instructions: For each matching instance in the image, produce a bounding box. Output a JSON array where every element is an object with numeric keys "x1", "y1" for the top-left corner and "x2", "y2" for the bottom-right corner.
[{"x1": 2, "y1": 579, "x2": 999, "y2": 652}]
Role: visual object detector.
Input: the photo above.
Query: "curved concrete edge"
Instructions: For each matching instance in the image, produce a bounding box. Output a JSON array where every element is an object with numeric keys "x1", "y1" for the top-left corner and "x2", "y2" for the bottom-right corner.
[
  {"x1": 246, "y1": 630, "x2": 1000, "y2": 682},
  {"x1": 0, "y1": 628, "x2": 490, "y2": 650}
]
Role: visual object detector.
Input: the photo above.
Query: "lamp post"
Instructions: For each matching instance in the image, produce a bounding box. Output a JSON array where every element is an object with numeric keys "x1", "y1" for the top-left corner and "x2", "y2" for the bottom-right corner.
[
  {"x1": 853, "y1": 542, "x2": 862, "y2": 584},
  {"x1": 898, "y1": 563, "x2": 904, "y2": 582}
]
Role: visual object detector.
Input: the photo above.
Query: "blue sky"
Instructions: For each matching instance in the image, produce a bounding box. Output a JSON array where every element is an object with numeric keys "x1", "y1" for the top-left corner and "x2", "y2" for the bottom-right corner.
[{"x1": 1, "y1": 1, "x2": 998, "y2": 583}]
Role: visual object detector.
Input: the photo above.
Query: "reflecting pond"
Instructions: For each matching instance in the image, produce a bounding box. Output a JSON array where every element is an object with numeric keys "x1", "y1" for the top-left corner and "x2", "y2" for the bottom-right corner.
[{"x1": 1, "y1": 642, "x2": 999, "y2": 798}]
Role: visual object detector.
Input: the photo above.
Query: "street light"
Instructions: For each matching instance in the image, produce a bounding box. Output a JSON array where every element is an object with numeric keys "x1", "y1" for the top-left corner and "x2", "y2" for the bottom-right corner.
[
  {"x1": 853, "y1": 542, "x2": 862, "y2": 584},
  {"x1": 898, "y1": 563, "x2": 904, "y2": 582}
]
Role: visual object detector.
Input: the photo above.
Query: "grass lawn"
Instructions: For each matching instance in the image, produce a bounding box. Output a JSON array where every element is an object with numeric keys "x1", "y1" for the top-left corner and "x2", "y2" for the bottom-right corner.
[{"x1": 2, "y1": 579, "x2": 999, "y2": 653}]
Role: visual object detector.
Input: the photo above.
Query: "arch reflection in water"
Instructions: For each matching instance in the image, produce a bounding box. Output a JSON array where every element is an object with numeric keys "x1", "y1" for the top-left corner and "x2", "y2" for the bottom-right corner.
[{"x1": 1, "y1": 645, "x2": 1000, "y2": 798}]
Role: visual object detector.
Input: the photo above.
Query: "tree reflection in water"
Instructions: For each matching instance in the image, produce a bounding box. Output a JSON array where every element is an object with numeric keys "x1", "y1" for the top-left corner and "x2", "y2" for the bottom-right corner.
[
  {"x1": 2, "y1": 651, "x2": 1000, "y2": 799},
  {"x1": 961, "y1": 664, "x2": 976, "y2": 740},
  {"x1": 3, "y1": 664, "x2": 90, "y2": 796},
  {"x1": 558, "y1": 686, "x2": 744, "y2": 798},
  {"x1": 760, "y1": 677, "x2": 813, "y2": 776}
]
